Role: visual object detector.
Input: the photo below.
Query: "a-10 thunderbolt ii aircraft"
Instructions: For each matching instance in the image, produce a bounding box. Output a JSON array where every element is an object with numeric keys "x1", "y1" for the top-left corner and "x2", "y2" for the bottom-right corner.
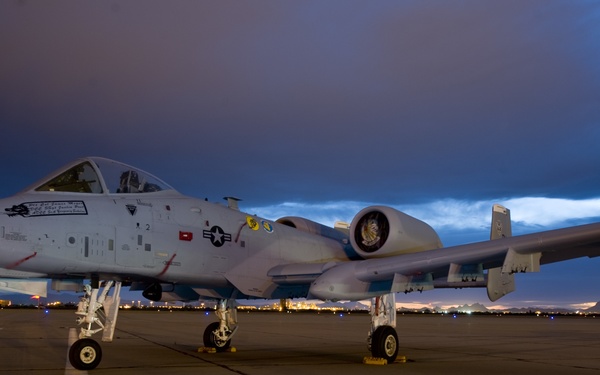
[{"x1": 1, "y1": 157, "x2": 600, "y2": 370}]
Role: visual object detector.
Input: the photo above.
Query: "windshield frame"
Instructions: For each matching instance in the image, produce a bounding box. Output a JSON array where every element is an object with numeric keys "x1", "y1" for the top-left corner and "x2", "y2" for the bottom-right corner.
[{"x1": 28, "y1": 157, "x2": 178, "y2": 195}]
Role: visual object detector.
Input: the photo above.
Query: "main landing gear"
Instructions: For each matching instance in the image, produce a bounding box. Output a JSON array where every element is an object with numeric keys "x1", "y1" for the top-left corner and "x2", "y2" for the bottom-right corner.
[
  {"x1": 202, "y1": 298, "x2": 238, "y2": 351},
  {"x1": 69, "y1": 280, "x2": 122, "y2": 370},
  {"x1": 367, "y1": 293, "x2": 399, "y2": 363},
  {"x1": 200, "y1": 296, "x2": 399, "y2": 363},
  {"x1": 67, "y1": 288, "x2": 397, "y2": 368}
]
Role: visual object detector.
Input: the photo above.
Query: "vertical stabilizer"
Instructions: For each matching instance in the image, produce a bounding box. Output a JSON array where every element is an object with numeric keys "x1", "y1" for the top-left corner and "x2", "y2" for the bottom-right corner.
[{"x1": 487, "y1": 204, "x2": 515, "y2": 301}]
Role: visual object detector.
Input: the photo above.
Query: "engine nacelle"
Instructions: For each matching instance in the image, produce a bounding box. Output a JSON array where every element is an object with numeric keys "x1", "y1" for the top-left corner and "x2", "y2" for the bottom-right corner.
[{"x1": 350, "y1": 206, "x2": 442, "y2": 259}]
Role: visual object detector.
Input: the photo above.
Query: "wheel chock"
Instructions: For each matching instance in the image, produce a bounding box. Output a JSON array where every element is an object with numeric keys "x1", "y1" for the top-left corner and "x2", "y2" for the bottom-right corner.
[
  {"x1": 198, "y1": 346, "x2": 237, "y2": 353},
  {"x1": 362, "y1": 355, "x2": 408, "y2": 365},
  {"x1": 363, "y1": 356, "x2": 387, "y2": 365},
  {"x1": 198, "y1": 347, "x2": 217, "y2": 353}
]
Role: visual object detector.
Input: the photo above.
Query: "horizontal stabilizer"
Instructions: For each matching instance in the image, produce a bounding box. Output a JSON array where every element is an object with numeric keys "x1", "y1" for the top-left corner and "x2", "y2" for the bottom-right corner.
[{"x1": 0, "y1": 279, "x2": 48, "y2": 297}]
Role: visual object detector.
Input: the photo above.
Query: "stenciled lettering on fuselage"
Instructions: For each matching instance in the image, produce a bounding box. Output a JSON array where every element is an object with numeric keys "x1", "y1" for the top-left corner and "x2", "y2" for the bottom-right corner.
[
  {"x1": 203, "y1": 226, "x2": 232, "y2": 247},
  {"x1": 4, "y1": 201, "x2": 88, "y2": 218}
]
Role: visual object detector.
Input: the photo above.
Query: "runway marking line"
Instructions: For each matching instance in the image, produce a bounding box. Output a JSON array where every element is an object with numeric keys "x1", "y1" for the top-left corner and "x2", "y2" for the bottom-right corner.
[{"x1": 65, "y1": 328, "x2": 88, "y2": 375}]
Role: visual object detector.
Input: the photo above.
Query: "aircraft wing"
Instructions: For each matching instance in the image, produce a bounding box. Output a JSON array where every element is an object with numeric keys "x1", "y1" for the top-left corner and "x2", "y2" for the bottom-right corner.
[
  {"x1": 0, "y1": 268, "x2": 48, "y2": 297},
  {"x1": 0, "y1": 279, "x2": 48, "y2": 297},
  {"x1": 308, "y1": 222, "x2": 600, "y2": 301}
]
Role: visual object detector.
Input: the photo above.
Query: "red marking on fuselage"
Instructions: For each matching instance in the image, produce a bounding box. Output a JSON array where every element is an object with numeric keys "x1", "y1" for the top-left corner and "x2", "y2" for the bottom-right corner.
[
  {"x1": 235, "y1": 222, "x2": 247, "y2": 243},
  {"x1": 157, "y1": 253, "x2": 177, "y2": 277},
  {"x1": 7, "y1": 252, "x2": 38, "y2": 269}
]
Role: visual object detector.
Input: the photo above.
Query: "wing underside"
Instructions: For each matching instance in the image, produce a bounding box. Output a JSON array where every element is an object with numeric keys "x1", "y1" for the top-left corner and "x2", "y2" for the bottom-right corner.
[{"x1": 301, "y1": 222, "x2": 600, "y2": 301}]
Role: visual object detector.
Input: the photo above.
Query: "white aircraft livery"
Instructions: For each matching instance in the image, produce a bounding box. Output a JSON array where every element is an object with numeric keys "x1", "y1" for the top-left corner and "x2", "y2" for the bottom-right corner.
[{"x1": 1, "y1": 157, "x2": 599, "y2": 369}]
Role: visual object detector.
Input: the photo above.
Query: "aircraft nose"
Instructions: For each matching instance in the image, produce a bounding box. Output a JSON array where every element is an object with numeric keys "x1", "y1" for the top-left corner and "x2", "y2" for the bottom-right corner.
[
  {"x1": 0, "y1": 200, "x2": 10, "y2": 265},
  {"x1": 2, "y1": 200, "x2": 24, "y2": 218},
  {"x1": 0, "y1": 198, "x2": 33, "y2": 270},
  {"x1": 0, "y1": 198, "x2": 8, "y2": 225},
  {"x1": 0, "y1": 197, "x2": 25, "y2": 254}
]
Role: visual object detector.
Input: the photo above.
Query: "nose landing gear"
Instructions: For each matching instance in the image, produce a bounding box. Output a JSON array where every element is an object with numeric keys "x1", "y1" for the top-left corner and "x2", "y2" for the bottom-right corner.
[
  {"x1": 68, "y1": 280, "x2": 122, "y2": 370},
  {"x1": 69, "y1": 338, "x2": 103, "y2": 370}
]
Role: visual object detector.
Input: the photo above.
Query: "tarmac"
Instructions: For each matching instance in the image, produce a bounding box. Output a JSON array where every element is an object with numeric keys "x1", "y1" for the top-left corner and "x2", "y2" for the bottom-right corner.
[{"x1": 1, "y1": 308, "x2": 599, "y2": 375}]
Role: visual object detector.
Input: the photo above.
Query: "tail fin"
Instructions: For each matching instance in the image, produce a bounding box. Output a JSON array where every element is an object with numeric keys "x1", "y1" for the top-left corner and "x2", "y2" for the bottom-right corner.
[{"x1": 487, "y1": 204, "x2": 516, "y2": 301}]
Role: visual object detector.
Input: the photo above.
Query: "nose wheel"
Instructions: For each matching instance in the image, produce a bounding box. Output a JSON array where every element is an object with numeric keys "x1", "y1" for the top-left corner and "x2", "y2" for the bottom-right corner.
[
  {"x1": 69, "y1": 338, "x2": 102, "y2": 370},
  {"x1": 69, "y1": 279, "x2": 121, "y2": 370}
]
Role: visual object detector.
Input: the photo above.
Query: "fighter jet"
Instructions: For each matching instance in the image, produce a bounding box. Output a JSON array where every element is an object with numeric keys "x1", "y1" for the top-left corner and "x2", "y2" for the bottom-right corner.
[{"x1": 1, "y1": 157, "x2": 599, "y2": 370}]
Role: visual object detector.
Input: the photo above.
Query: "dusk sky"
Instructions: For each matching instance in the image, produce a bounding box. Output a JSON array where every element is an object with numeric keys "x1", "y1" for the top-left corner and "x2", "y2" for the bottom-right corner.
[{"x1": 1, "y1": 1, "x2": 600, "y2": 309}]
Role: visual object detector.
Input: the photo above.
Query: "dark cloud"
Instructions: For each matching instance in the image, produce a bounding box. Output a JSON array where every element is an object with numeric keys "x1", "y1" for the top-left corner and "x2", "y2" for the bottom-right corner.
[
  {"x1": 1, "y1": 0, "x2": 599, "y2": 308},
  {"x1": 1, "y1": 1, "x2": 599, "y2": 204}
]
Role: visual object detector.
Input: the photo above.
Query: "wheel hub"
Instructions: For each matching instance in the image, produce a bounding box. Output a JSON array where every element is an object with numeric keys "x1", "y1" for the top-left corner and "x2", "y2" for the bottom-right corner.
[{"x1": 80, "y1": 346, "x2": 97, "y2": 364}]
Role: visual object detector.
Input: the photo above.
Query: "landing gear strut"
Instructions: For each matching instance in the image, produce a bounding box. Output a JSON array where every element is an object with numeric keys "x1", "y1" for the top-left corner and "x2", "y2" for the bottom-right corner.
[
  {"x1": 367, "y1": 293, "x2": 399, "y2": 363},
  {"x1": 69, "y1": 280, "x2": 122, "y2": 370},
  {"x1": 203, "y1": 298, "x2": 238, "y2": 351}
]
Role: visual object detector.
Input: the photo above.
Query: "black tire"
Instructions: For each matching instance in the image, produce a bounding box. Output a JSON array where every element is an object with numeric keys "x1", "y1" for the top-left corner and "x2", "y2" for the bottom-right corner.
[
  {"x1": 202, "y1": 322, "x2": 231, "y2": 352},
  {"x1": 371, "y1": 326, "x2": 399, "y2": 363},
  {"x1": 69, "y1": 338, "x2": 102, "y2": 370}
]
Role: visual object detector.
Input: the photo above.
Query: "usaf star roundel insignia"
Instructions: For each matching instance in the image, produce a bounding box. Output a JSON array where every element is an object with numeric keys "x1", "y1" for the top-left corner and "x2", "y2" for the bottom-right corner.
[{"x1": 203, "y1": 226, "x2": 232, "y2": 247}]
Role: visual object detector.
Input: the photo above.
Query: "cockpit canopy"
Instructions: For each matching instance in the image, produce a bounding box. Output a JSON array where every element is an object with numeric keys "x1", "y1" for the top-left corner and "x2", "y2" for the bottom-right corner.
[{"x1": 33, "y1": 157, "x2": 176, "y2": 194}]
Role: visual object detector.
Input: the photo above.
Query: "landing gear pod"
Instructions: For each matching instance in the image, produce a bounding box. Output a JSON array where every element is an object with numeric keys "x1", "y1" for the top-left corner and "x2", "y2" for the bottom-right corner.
[{"x1": 350, "y1": 206, "x2": 442, "y2": 258}]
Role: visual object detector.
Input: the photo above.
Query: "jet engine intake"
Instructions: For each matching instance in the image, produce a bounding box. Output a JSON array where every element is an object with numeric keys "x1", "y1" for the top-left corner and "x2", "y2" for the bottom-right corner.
[{"x1": 350, "y1": 206, "x2": 442, "y2": 259}]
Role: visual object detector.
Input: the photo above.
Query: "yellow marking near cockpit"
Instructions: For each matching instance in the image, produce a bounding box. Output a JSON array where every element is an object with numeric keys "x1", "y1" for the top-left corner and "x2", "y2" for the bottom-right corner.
[{"x1": 246, "y1": 216, "x2": 260, "y2": 231}]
